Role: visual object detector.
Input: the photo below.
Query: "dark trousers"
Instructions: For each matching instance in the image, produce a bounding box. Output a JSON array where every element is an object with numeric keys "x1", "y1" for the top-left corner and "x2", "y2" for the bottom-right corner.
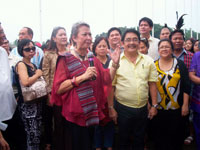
[
  {"x1": 42, "y1": 99, "x2": 53, "y2": 145},
  {"x1": 115, "y1": 101, "x2": 147, "y2": 150},
  {"x1": 152, "y1": 109, "x2": 184, "y2": 150},
  {"x1": 64, "y1": 120, "x2": 94, "y2": 150},
  {"x1": 53, "y1": 105, "x2": 65, "y2": 150},
  {"x1": 94, "y1": 121, "x2": 115, "y2": 148},
  {"x1": 2, "y1": 106, "x2": 26, "y2": 150},
  {"x1": 193, "y1": 111, "x2": 200, "y2": 150}
]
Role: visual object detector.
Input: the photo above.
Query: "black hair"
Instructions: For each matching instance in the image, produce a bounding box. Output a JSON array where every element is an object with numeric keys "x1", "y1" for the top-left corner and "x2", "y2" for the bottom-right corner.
[
  {"x1": 193, "y1": 40, "x2": 199, "y2": 52},
  {"x1": 121, "y1": 29, "x2": 140, "y2": 42},
  {"x1": 140, "y1": 38, "x2": 149, "y2": 49},
  {"x1": 107, "y1": 27, "x2": 122, "y2": 38},
  {"x1": 169, "y1": 14, "x2": 186, "y2": 40},
  {"x1": 17, "y1": 39, "x2": 35, "y2": 57},
  {"x1": 49, "y1": 26, "x2": 66, "y2": 51},
  {"x1": 24, "y1": 27, "x2": 33, "y2": 37},
  {"x1": 41, "y1": 40, "x2": 50, "y2": 50},
  {"x1": 186, "y1": 38, "x2": 195, "y2": 53},
  {"x1": 139, "y1": 17, "x2": 153, "y2": 27},
  {"x1": 158, "y1": 38, "x2": 174, "y2": 51},
  {"x1": 160, "y1": 24, "x2": 171, "y2": 34},
  {"x1": 169, "y1": 29, "x2": 185, "y2": 40},
  {"x1": 198, "y1": 41, "x2": 200, "y2": 49},
  {"x1": 92, "y1": 37, "x2": 110, "y2": 56}
]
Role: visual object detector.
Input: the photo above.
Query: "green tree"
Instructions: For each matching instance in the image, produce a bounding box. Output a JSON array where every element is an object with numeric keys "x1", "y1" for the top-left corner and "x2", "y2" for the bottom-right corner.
[{"x1": 95, "y1": 24, "x2": 199, "y2": 41}]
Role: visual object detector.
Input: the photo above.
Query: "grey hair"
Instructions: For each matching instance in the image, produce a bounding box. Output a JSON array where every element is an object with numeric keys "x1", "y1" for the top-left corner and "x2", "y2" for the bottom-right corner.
[{"x1": 71, "y1": 21, "x2": 90, "y2": 46}]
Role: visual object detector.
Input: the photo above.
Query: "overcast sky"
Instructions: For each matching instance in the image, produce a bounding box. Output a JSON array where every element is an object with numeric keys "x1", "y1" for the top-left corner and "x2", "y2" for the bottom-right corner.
[{"x1": 1, "y1": 0, "x2": 199, "y2": 43}]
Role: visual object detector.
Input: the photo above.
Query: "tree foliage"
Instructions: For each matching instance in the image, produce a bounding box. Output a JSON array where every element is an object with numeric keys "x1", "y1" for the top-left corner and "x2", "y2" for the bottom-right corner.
[{"x1": 95, "y1": 24, "x2": 200, "y2": 41}]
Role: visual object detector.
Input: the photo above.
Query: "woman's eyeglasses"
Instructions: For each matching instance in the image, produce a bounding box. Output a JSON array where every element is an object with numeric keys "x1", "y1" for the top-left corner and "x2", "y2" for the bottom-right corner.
[{"x1": 23, "y1": 46, "x2": 36, "y2": 52}]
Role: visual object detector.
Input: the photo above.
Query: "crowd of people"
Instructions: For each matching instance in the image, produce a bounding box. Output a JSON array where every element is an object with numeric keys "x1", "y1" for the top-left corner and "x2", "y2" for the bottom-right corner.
[{"x1": 0, "y1": 16, "x2": 200, "y2": 150}]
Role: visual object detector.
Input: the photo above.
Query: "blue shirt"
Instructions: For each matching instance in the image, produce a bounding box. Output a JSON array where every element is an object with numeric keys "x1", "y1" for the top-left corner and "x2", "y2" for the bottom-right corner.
[{"x1": 173, "y1": 48, "x2": 187, "y2": 62}]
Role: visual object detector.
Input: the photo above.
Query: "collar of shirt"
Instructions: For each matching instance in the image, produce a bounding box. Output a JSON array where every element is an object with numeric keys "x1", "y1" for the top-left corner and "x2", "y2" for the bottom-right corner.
[
  {"x1": 148, "y1": 36, "x2": 153, "y2": 42},
  {"x1": 121, "y1": 51, "x2": 144, "y2": 65},
  {"x1": 140, "y1": 35, "x2": 152, "y2": 41},
  {"x1": 173, "y1": 48, "x2": 187, "y2": 61},
  {"x1": 110, "y1": 46, "x2": 124, "y2": 53}
]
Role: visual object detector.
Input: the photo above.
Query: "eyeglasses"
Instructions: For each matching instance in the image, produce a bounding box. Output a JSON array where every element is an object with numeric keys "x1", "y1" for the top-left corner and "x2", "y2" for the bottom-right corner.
[
  {"x1": 23, "y1": 46, "x2": 36, "y2": 52},
  {"x1": 159, "y1": 46, "x2": 171, "y2": 50},
  {"x1": 124, "y1": 38, "x2": 139, "y2": 43}
]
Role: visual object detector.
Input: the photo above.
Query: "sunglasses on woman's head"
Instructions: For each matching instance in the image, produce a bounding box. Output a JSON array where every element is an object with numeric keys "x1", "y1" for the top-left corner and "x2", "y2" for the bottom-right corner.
[
  {"x1": 23, "y1": 46, "x2": 36, "y2": 52},
  {"x1": 140, "y1": 38, "x2": 148, "y2": 42}
]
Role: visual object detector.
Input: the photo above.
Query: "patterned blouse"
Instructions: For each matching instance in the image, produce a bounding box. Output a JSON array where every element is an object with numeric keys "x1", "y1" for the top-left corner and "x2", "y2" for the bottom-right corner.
[{"x1": 155, "y1": 58, "x2": 181, "y2": 110}]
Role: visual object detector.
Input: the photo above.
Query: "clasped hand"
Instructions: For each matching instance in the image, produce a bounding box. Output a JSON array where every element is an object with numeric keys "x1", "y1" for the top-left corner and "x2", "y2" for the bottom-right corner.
[{"x1": 83, "y1": 67, "x2": 97, "y2": 80}]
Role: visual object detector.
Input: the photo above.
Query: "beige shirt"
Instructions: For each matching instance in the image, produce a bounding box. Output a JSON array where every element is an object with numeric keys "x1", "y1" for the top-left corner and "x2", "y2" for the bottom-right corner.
[
  {"x1": 42, "y1": 50, "x2": 58, "y2": 93},
  {"x1": 147, "y1": 36, "x2": 160, "y2": 61}
]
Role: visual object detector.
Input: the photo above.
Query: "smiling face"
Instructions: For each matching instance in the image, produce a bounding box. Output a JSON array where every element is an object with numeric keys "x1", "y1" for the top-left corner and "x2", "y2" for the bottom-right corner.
[
  {"x1": 53, "y1": 29, "x2": 67, "y2": 46},
  {"x1": 193, "y1": 41, "x2": 199, "y2": 53},
  {"x1": 185, "y1": 40, "x2": 193, "y2": 51},
  {"x1": 139, "y1": 41, "x2": 148, "y2": 54},
  {"x1": 108, "y1": 30, "x2": 121, "y2": 47},
  {"x1": 22, "y1": 42, "x2": 36, "y2": 59},
  {"x1": 123, "y1": 32, "x2": 139, "y2": 54},
  {"x1": 73, "y1": 25, "x2": 92, "y2": 50},
  {"x1": 158, "y1": 41, "x2": 173, "y2": 59},
  {"x1": 95, "y1": 39, "x2": 108, "y2": 57}
]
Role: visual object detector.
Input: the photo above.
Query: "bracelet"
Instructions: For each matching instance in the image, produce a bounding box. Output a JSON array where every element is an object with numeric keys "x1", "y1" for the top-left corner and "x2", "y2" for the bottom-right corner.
[
  {"x1": 152, "y1": 104, "x2": 158, "y2": 108},
  {"x1": 71, "y1": 76, "x2": 79, "y2": 87},
  {"x1": 112, "y1": 62, "x2": 120, "y2": 69}
]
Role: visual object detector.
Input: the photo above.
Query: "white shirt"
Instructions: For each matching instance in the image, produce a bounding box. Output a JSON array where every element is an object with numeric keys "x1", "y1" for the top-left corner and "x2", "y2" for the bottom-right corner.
[
  {"x1": 0, "y1": 47, "x2": 17, "y2": 131},
  {"x1": 147, "y1": 36, "x2": 160, "y2": 61}
]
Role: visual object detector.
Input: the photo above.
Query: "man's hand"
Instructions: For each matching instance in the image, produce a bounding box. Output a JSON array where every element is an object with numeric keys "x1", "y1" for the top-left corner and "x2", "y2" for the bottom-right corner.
[
  {"x1": 109, "y1": 107, "x2": 118, "y2": 124},
  {"x1": 0, "y1": 133, "x2": 10, "y2": 150},
  {"x1": 148, "y1": 107, "x2": 157, "y2": 120}
]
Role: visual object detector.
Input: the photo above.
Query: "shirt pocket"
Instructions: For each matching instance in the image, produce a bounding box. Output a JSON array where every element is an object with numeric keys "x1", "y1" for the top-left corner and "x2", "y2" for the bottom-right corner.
[{"x1": 137, "y1": 64, "x2": 150, "y2": 80}]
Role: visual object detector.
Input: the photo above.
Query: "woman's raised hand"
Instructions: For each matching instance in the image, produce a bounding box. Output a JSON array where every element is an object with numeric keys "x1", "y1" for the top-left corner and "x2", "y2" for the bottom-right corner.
[{"x1": 108, "y1": 44, "x2": 121, "y2": 65}]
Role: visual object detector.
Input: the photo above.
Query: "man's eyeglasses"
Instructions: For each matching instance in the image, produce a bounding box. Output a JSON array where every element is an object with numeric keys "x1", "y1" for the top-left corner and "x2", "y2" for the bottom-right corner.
[
  {"x1": 23, "y1": 46, "x2": 36, "y2": 52},
  {"x1": 159, "y1": 46, "x2": 171, "y2": 50},
  {"x1": 124, "y1": 38, "x2": 139, "y2": 43}
]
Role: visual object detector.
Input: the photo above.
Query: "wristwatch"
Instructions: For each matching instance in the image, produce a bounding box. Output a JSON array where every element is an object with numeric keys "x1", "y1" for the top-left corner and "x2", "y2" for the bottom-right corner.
[{"x1": 152, "y1": 104, "x2": 158, "y2": 108}]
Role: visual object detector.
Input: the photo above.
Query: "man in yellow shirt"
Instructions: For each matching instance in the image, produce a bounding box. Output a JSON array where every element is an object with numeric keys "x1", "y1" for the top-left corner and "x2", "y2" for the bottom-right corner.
[{"x1": 108, "y1": 29, "x2": 158, "y2": 150}]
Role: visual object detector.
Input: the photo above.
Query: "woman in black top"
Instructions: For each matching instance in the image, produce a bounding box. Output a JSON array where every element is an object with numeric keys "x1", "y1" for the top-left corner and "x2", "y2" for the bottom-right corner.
[{"x1": 15, "y1": 39, "x2": 43, "y2": 150}]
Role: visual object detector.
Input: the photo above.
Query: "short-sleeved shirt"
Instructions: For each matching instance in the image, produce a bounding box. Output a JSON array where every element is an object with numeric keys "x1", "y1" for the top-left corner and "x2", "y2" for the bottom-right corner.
[{"x1": 111, "y1": 52, "x2": 158, "y2": 108}]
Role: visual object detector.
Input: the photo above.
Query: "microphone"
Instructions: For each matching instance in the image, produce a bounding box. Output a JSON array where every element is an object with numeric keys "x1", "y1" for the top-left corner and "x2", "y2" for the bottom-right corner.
[{"x1": 87, "y1": 52, "x2": 96, "y2": 80}]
